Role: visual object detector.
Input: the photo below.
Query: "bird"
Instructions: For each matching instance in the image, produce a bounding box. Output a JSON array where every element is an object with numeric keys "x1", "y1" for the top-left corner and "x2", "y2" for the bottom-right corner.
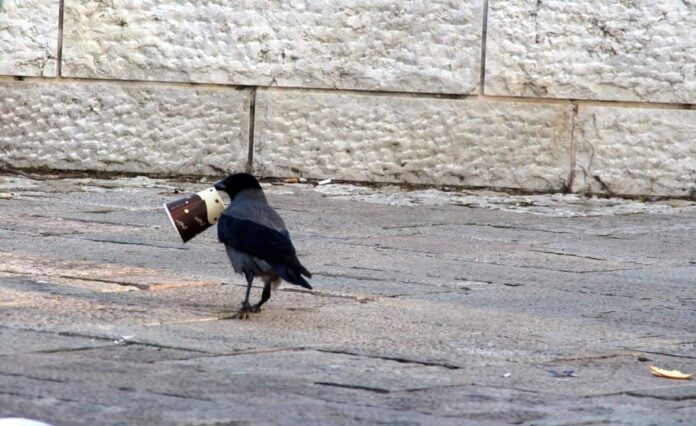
[{"x1": 214, "y1": 173, "x2": 312, "y2": 319}]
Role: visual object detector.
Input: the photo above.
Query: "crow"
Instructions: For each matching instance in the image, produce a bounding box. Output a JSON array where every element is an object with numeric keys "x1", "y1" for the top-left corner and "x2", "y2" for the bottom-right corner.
[{"x1": 214, "y1": 173, "x2": 312, "y2": 319}]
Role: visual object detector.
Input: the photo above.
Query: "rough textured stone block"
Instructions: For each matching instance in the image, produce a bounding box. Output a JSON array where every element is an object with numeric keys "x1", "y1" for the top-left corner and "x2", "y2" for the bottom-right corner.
[
  {"x1": 62, "y1": 0, "x2": 482, "y2": 94},
  {"x1": 0, "y1": 82, "x2": 250, "y2": 175},
  {"x1": 573, "y1": 106, "x2": 696, "y2": 197},
  {"x1": 0, "y1": 0, "x2": 59, "y2": 76},
  {"x1": 254, "y1": 90, "x2": 572, "y2": 191},
  {"x1": 486, "y1": 0, "x2": 696, "y2": 103}
]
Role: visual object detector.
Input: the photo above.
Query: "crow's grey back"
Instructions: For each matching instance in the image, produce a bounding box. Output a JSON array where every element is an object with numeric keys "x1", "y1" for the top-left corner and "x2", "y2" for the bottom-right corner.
[{"x1": 222, "y1": 189, "x2": 287, "y2": 234}]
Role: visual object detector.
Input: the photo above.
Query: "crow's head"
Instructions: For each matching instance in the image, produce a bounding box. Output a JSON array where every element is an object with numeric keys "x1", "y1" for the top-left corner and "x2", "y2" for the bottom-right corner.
[{"x1": 214, "y1": 173, "x2": 263, "y2": 200}]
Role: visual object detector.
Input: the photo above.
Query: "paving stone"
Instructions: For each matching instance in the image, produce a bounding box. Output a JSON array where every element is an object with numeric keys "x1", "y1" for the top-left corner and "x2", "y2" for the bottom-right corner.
[{"x1": 1, "y1": 174, "x2": 695, "y2": 424}]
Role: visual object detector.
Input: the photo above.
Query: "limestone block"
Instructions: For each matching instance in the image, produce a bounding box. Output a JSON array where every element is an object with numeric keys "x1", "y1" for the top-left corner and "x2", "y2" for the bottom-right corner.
[
  {"x1": 486, "y1": 0, "x2": 696, "y2": 103},
  {"x1": 0, "y1": 81, "x2": 250, "y2": 175},
  {"x1": 573, "y1": 106, "x2": 696, "y2": 197},
  {"x1": 253, "y1": 90, "x2": 572, "y2": 191},
  {"x1": 62, "y1": 0, "x2": 482, "y2": 94},
  {"x1": 0, "y1": 0, "x2": 59, "y2": 76}
]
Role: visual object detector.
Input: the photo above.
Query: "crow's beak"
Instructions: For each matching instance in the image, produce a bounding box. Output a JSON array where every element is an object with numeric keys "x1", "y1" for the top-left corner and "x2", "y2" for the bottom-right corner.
[{"x1": 214, "y1": 180, "x2": 225, "y2": 191}]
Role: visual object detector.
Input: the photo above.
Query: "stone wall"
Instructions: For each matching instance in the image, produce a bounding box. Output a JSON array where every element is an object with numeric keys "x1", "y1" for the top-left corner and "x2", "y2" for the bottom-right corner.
[{"x1": 1, "y1": 0, "x2": 694, "y2": 197}]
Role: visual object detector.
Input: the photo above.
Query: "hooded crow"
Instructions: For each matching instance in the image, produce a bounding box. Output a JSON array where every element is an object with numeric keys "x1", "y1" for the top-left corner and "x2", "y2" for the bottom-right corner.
[{"x1": 214, "y1": 173, "x2": 312, "y2": 319}]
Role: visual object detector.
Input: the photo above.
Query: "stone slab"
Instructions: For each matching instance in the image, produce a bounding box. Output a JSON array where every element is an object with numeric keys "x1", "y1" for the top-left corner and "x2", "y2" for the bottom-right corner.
[
  {"x1": 254, "y1": 90, "x2": 572, "y2": 191},
  {"x1": 0, "y1": 0, "x2": 59, "y2": 77},
  {"x1": 61, "y1": 0, "x2": 482, "y2": 94},
  {"x1": 485, "y1": 0, "x2": 696, "y2": 103},
  {"x1": 1, "y1": 175, "x2": 696, "y2": 424},
  {"x1": 573, "y1": 105, "x2": 696, "y2": 197},
  {"x1": 0, "y1": 81, "x2": 250, "y2": 175}
]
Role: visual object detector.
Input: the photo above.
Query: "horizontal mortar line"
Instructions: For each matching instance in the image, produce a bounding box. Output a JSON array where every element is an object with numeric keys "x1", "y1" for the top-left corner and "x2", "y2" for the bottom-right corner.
[
  {"x1": 0, "y1": 75, "x2": 248, "y2": 92},
  {"x1": 0, "y1": 75, "x2": 693, "y2": 111}
]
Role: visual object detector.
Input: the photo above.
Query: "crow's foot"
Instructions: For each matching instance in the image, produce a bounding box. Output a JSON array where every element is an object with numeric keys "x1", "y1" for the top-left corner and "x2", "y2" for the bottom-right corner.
[{"x1": 218, "y1": 302, "x2": 255, "y2": 320}]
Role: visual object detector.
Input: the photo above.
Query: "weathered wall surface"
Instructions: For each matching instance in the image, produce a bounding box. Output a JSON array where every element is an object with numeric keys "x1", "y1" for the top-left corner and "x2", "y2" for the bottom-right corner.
[
  {"x1": 62, "y1": 0, "x2": 482, "y2": 94},
  {"x1": 255, "y1": 90, "x2": 572, "y2": 191},
  {"x1": 1, "y1": 0, "x2": 694, "y2": 197},
  {"x1": 486, "y1": 0, "x2": 696, "y2": 103},
  {"x1": 574, "y1": 106, "x2": 696, "y2": 197},
  {"x1": 0, "y1": 0, "x2": 59, "y2": 77},
  {"x1": 0, "y1": 82, "x2": 250, "y2": 175}
]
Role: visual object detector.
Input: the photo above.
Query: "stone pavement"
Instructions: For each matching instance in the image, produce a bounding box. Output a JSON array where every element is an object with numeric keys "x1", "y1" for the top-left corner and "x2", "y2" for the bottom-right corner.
[{"x1": 0, "y1": 174, "x2": 694, "y2": 425}]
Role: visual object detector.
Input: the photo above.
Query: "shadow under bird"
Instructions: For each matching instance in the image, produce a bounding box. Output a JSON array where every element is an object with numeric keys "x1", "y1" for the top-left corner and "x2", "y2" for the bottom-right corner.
[{"x1": 214, "y1": 173, "x2": 312, "y2": 319}]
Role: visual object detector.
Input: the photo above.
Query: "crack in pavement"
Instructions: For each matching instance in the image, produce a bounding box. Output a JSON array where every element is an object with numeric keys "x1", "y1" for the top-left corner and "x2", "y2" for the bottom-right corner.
[
  {"x1": 26, "y1": 213, "x2": 153, "y2": 229},
  {"x1": 312, "y1": 271, "x2": 450, "y2": 288},
  {"x1": 315, "y1": 348, "x2": 461, "y2": 370},
  {"x1": 625, "y1": 349, "x2": 696, "y2": 360},
  {"x1": 323, "y1": 239, "x2": 646, "y2": 275},
  {"x1": 57, "y1": 274, "x2": 151, "y2": 290},
  {"x1": 625, "y1": 390, "x2": 696, "y2": 401},
  {"x1": 0, "y1": 390, "x2": 85, "y2": 405},
  {"x1": 65, "y1": 236, "x2": 189, "y2": 251},
  {"x1": 382, "y1": 222, "x2": 581, "y2": 236},
  {"x1": 0, "y1": 327, "x2": 214, "y2": 356},
  {"x1": 529, "y1": 249, "x2": 609, "y2": 262},
  {"x1": 0, "y1": 371, "x2": 65, "y2": 383},
  {"x1": 547, "y1": 352, "x2": 632, "y2": 363},
  {"x1": 314, "y1": 381, "x2": 391, "y2": 394},
  {"x1": 145, "y1": 390, "x2": 214, "y2": 402}
]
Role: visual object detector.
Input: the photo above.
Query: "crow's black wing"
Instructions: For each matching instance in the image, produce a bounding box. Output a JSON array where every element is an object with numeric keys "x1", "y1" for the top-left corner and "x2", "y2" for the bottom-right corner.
[{"x1": 218, "y1": 214, "x2": 300, "y2": 268}]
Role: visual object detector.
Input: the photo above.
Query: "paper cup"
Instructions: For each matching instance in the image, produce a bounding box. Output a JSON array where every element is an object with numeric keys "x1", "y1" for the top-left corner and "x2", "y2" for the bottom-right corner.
[{"x1": 163, "y1": 187, "x2": 225, "y2": 243}]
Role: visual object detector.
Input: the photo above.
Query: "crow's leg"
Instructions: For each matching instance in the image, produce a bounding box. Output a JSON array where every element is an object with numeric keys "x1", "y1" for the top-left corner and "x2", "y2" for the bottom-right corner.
[
  {"x1": 218, "y1": 270, "x2": 255, "y2": 320},
  {"x1": 251, "y1": 280, "x2": 273, "y2": 312},
  {"x1": 235, "y1": 269, "x2": 255, "y2": 319}
]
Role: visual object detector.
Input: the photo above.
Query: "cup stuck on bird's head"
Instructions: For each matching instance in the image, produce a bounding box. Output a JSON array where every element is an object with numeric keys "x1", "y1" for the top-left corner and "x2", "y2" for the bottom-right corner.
[{"x1": 163, "y1": 187, "x2": 225, "y2": 243}]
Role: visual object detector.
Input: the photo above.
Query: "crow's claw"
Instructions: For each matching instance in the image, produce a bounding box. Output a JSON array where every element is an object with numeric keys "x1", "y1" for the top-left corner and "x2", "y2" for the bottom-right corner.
[{"x1": 217, "y1": 302, "x2": 254, "y2": 320}]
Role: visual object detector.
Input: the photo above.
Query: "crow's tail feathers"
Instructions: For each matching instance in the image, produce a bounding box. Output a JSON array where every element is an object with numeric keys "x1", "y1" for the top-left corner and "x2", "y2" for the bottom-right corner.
[
  {"x1": 298, "y1": 263, "x2": 312, "y2": 279},
  {"x1": 272, "y1": 263, "x2": 313, "y2": 289}
]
